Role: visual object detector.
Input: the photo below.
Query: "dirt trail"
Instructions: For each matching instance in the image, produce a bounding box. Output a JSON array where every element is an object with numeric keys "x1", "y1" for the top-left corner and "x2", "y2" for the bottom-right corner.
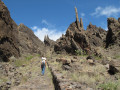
[{"x1": 11, "y1": 56, "x2": 54, "y2": 90}]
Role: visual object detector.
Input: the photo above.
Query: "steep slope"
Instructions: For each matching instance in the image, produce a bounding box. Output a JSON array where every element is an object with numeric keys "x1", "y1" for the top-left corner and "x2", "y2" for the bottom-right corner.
[
  {"x1": 0, "y1": 0, "x2": 46, "y2": 61},
  {"x1": 18, "y1": 24, "x2": 45, "y2": 55},
  {"x1": 0, "y1": 0, "x2": 20, "y2": 61}
]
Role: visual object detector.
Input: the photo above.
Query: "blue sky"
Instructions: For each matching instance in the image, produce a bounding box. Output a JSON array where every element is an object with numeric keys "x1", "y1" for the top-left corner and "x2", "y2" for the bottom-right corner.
[{"x1": 2, "y1": 0, "x2": 120, "y2": 41}]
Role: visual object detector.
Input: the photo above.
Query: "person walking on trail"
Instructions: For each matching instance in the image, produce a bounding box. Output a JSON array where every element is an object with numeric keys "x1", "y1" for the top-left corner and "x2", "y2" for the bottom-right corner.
[{"x1": 41, "y1": 57, "x2": 47, "y2": 75}]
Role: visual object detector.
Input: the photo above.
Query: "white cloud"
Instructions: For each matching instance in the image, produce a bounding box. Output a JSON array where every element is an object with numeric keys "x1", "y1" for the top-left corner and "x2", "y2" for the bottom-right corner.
[
  {"x1": 91, "y1": 6, "x2": 120, "y2": 17},
  {"x1": 42, "y1": 19, "x2": 54, "y2": 28},
  {"x1": 31, "y1": 26, "x2": 37, "y2": 30},
  {"x1": 42, "y1": 20, "x2": 49, "y2": 26},
  {"x1": 80, "y1": 13, "x2": 85, "y2": 17},
  {"x1": 31, "y1": 20, "x2": 66, "y2": 41},
  {"x1": 104, "y1": 27, "x2": 108, "y2": 30},
  {"x1": 31, "y1": 26, "x2": 65, "y2": 41},
  {"x1": 102, "y1": 26, "x2": 108, "y2": 31}
]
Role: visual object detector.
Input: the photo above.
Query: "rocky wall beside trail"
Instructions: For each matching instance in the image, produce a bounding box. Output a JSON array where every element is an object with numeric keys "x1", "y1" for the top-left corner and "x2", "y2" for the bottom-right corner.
[{"x1": 47, "y1": 58, "x2": 92, "y2": 90}]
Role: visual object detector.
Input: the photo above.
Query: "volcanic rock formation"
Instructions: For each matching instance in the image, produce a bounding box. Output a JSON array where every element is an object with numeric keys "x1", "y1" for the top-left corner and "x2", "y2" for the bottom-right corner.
[
  {"x1": 18, "y1": 24, "x2": 45, "y2": 55},
  {"x1": 106, "y1": 18, "x2": 120, "y2": 48},
  {"x1": 85, "y1": 23, "x2": 107, "y2": 47},
  {"x1": 44, "y1": 35, "x2": 55, "y2": 47},
  {"x1": 0, "y1": 0, "x2": 46, "y2": 61},
  {"x1": 54, "y1": 7, "x2": 106, "y2": 55},
  {"x1": 0, "y1": 0, "x2": 20, "y2": 61}
]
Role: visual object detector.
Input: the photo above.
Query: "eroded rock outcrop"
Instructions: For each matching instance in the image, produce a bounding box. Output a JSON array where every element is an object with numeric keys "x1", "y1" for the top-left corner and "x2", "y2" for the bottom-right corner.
[
  {"x1": 54, "y1": 21, "x2": 90, "y2": 54},
  {"x1": 106, "y1": 18, "x2": 120, "y2": 48},
  {"x1": 44, "y1": 35, "x2": 55, "y2": 47},
  {"x1": 18, "y1": 24, "x2": 45, "y2": 55},
  {"x1": 54, "y1": 7, "x2": 106, "y2": 55},
  {"x1": 0, "y1": 0, "x2": 20, "y2": 61},
  {"x1": 86, "y1": 23, "x2": 107, "y2": 47}
]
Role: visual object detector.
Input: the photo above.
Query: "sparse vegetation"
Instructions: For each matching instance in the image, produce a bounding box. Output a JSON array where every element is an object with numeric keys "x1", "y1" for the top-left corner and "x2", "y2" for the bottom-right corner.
[
  {"x1": 21, "y1": 76, "x2": 28, "y2": 83},
  {"x1": 71, "y1": 72, "x2": 79, "y2": 82},
  {"x1": 114, "y1": 55, "x2": 120, "y2": 59},
  {"x1": 90, "y1": 53, "x2": 102, "y2": 60},
  {"x1": 14, "y1": 59, "x2": 25, "y2": 67},
  {"x1": 26, "y1": 55, "x2": 34, "y2": 60},
  {"x1": 0, "y1": 77, "x2": 8, "y2": 84},
  {"x1": 98, "y1": 82, "x2": 118, "y2": 90},
  {"x1": 14, "y1": 55, "x2": 34, "y2": 67},
  {"x1": 75, "y1": 49, "x2": 87, "y2": 56}
]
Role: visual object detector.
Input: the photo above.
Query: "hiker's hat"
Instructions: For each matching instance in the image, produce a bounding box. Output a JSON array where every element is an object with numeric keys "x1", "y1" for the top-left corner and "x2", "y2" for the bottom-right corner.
[{"x1": 42, "y1": 57, "x2": 46, "y2": 60}]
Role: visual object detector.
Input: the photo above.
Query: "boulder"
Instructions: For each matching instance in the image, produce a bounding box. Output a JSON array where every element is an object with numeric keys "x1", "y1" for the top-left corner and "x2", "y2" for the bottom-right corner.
[
  {"x1": 56, "y1": 58, "x2": 70, "y2": 65},
  {"x1": 73, "y1": 56, "x2": 77, "y2": 59},
  {"x1": 108, "y1": 60, "x2": 120, "y2": 75},
  {"x1": 71, "y1": 59, "x2": 77, "y2": 63},
  {"x1": 87, "y1": 59, "x2": 95, "y2": 65},
  {"x1": 86, "y1": 56, "x2": 94, "y2": 60}
]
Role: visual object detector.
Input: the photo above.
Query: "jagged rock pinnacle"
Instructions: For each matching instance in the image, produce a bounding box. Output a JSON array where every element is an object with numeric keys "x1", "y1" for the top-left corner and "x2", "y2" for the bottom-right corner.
[
  {"x1": 118, "y1": 18, "x2": 120, "y2": 23},
  {"x1": 75, "y1": 6, "x2": 80, "y2": 30},
  {"x1": 47, "y1": 35, "x2": 49, "y2": 39},
  {"x1": 44, "y1": 35, "x2": 47, "y2": 40},
  {"x1": 80, "y1": 18, "x2": 84, "y2": 29}
]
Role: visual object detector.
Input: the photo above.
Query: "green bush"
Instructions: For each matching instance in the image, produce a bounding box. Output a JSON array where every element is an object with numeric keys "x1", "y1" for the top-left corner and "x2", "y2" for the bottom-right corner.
[
  {"x1": 75, "y1": 49, "x2": 86, "y2": 56},
  {"x1": 98, "y1": 82, "x2": 118, "y2": 90}
]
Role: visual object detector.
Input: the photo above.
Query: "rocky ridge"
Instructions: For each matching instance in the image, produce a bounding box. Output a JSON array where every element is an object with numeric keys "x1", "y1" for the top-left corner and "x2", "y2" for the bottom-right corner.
[
  {"x1": 0, "y1": 0, "x2": 20, "y2": 61},
  {"x1": 54, "y1": 7, "x2": 107, "y2": 55},
  {"x1": 0, "y1": 0, "x2": 46, "y2": 61},
  {"x1": 18, "y1": 24, "x2": 45, "y2": 55}
]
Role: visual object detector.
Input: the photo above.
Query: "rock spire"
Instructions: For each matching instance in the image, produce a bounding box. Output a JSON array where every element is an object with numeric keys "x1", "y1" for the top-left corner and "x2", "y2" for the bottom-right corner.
[
  {"x1": 75, "y1": 6, "x2": 80, "y2": 30},
  {"x1": 80, "y1": 18, "x2": 83, "y2": 29}
]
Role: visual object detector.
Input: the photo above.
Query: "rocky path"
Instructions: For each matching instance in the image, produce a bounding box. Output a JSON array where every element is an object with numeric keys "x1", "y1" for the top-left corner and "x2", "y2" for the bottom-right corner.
[{"x1": 11, "y1": 56, "x2": 54, "y2": 90}]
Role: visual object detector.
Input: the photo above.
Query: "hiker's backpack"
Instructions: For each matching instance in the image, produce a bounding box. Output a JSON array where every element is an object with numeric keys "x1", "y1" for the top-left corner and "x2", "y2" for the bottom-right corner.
[{"x1": 41, "y1": 60, "x2": 45, "y2": 68}]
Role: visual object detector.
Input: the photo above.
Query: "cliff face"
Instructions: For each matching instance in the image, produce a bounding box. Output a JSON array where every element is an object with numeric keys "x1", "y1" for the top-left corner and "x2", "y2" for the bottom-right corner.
[
  {"x1": 106, "y1": 18, "x2": 120, "y2": 48},
  {"x1": 86, "y1": 23, "x2": 107, "y2": 47},
  {"x1": 0, "y1": 0, "x2": 20, "y2": 61},
  {"x1": 18, "y1": 24, "x2": 45, "y2": 55}
]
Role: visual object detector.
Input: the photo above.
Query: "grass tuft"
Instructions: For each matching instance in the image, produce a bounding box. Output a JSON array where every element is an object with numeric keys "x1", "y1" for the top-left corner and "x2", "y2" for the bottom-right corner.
[
  {"x1": 26, "y1": 55, "x2": 34, "y2": 61},
  {"x1": 98, "y1": 82, "x2": 118, "y2": 90}
]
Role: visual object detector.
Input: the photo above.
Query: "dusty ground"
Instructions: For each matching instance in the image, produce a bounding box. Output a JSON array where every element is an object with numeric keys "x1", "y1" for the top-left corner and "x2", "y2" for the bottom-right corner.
[
  {"x1": 0, "y1": 54, "x2": 54, "y2": 90},
  {"x1": 11, "y1": 56, "x2": 54, "y2": 90}
]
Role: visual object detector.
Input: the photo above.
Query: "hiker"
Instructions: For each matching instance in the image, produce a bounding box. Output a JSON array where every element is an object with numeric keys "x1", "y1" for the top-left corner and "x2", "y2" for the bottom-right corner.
[{"x1": 41, "y1": 57, "x2": 47, "y2": 75}]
